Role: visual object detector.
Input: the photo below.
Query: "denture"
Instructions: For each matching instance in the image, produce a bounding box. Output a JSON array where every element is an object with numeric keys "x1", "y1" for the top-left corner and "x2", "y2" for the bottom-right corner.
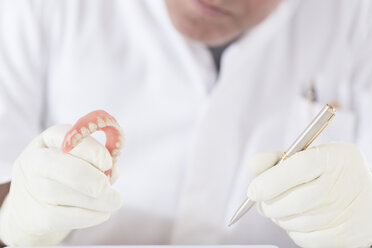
[{"x1": 61, "y1": 110, "x2": 124, "y2": 178}]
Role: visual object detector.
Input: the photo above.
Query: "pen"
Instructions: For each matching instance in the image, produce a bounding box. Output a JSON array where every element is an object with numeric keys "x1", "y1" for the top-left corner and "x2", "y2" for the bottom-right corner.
[{"x1": 228, "y1": 104, "x2": 336, "y2": 226}]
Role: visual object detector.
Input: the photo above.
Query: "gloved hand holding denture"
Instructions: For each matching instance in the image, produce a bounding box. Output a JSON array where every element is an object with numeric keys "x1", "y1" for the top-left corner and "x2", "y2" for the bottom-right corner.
[
  {"x1": 246, "y1": 142, "x2": 372, "y2": 248},
  {"x1": 0, "y1": 110, "x2": 124, "y2": 246}
]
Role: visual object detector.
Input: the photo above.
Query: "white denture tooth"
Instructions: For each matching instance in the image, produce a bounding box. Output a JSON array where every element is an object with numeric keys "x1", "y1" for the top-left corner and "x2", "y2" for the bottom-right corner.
[
  {"x1": 88, "y1": 122, "x2": 97, "y2": 132},
  {"x1": 71, "y1": 133, "x2": 83, "y2": 147},
  {"x1": 74, "y1": 133, "x2": 83, "y2": 141},
  {"x1": 116, "y1": 141, "x2": 123, "y2": 149},
  {"x1": 80, "y1": 127, "x2": 90, "y2": 137},
  {"x1": 105, "y1": 118, "x2": 114, "y2": 126},
  {"x1": 97, "y1": 117, "x2": 106, "y2": 128},
  {"x1": 112, "y1": 157, "x2": 118, "y2": 165},
  {"x1": 112, "y1": 122, "x2": 120, "y2": 129},
  {"x1": 111, "y1": 149, "x2": 120, "y2": 157}
]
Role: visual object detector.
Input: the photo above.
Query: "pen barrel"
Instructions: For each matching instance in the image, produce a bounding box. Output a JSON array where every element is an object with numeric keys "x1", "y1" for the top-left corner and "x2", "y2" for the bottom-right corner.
[
  {"x1": 282, "y1": 104, "x2": 335, "y2": 160},
  {"x1": 229, "y1": 104, "x2": 336, "y2": 226}
]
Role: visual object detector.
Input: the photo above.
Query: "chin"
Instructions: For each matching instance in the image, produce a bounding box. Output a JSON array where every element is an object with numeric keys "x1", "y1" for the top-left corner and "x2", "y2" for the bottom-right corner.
[
  {"x1": 181, "y1": 27, "x2": 239, "y2": 47},
  {"x1": 166, "y1": 1, "x2": 240, "y2": 46},
  {"x1": 171, "y1": 15, "x2": 239, "y2": 46}
]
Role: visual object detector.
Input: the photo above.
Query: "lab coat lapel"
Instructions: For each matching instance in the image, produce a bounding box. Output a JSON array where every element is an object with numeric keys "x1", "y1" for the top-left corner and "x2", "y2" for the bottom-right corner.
[
  {"x1": 171, "y1": 74, "x2": 250, "y2": 244},
  {"x1": 170, "y1": 0, "x2": 300, "y2": 244}
]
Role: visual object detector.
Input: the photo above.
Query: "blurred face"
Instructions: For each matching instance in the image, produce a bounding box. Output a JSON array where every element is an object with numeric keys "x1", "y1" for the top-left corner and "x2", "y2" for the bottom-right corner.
[{"x1": 165, "y1": 0, "x2": 283, "y2": 47}]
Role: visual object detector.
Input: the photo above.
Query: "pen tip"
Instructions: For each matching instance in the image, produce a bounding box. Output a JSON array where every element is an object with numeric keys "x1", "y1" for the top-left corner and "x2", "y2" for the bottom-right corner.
[
  {"x1": 228, "y1": 217, "x2": 237, "y2": 227},
  {"x1": 228, "y1": 198, "x2": 255, "y2": 227}
]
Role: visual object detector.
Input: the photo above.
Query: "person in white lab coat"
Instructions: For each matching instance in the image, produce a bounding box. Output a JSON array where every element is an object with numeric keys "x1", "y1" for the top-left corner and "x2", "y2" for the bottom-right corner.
[{"x1": 0, "y1": 0, "x2": 371, "y2": 247}]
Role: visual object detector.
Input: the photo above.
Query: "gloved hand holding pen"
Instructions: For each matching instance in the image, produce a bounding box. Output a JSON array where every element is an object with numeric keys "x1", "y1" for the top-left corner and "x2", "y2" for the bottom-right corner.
[
  {"x1": 247, "y1": 142, "x2": 372, "y2": 248},
  {"x1": 0, "y1": 117, "x2": 123, "y2": 245}
]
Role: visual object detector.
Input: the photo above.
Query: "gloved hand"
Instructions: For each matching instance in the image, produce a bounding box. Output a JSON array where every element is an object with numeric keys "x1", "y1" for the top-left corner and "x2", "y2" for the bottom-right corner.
[
  {"x1": 0, "y1": 125, "x2": 123, "y2": 246},
  {"x1": 247, "y1": 142, "x2": 372, "y2": 248}
]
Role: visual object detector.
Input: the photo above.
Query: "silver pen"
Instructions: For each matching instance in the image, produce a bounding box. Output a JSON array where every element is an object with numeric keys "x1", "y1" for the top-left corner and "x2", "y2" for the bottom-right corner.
[{"x1": 229, "y1": 104, "x2": 336, "y2": 226}]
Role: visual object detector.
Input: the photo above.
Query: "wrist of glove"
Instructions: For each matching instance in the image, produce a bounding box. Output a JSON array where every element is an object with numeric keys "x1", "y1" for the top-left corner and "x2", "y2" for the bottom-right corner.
[
  {"x1": 0, "y1": 196, "x2": 69, "y2": 245},
  {"x1": 246, "y1": 142, "x2": 372, "y2": 248},
  {"x1": 0, "y1": 125, "x2": 123, "y2": 246}
]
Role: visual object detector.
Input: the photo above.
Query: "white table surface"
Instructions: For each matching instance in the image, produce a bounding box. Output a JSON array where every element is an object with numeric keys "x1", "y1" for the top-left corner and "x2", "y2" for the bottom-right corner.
[{"x1": 32, "y1": 246, "x2": 278, "y2": 248}]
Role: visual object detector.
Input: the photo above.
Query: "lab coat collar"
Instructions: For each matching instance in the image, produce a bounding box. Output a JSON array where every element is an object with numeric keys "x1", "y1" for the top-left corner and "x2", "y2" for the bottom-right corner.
[{"x1": 146, "y1": 0, "x2": 217, "y2": 98}]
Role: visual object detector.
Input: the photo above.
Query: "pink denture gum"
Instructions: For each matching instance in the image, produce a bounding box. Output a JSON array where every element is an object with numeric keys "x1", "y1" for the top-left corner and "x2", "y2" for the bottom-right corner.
[{"x1": 61, "y1": 110, "x2": 124, "y2": 178}]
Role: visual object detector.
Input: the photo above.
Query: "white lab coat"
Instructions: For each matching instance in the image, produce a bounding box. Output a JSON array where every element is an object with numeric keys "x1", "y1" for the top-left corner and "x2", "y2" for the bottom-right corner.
[{"x1": 0, "y1": 0, "x2": 371, "y2": 247}]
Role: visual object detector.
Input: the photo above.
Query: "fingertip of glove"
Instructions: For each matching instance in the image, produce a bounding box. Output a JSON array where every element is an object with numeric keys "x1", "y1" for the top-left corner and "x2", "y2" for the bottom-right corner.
[
  {"x1": 113, "y1": 190, "x2": 124, "y2": 211},
  {"x1": 110, "y1": 164, "x2": 120, "y2": 184},
  {"x1": 247, "y1": 180, "x2": 259, "y2": 201},
  {"x1": 70, "y1": 136, "x2": 113, "y2": 172},
  {"x1": 103, "y1": 149, "x2": 114, "y2": 172},
  {"x1": 247, "y1": 150, "x2": 283, "y2": 176},
  {"x1": 103, "y1": 189, "x2": 124, "y2": 212},
  {"x1": 42, "y1": 124, "x2": 73, "y2": 149}
]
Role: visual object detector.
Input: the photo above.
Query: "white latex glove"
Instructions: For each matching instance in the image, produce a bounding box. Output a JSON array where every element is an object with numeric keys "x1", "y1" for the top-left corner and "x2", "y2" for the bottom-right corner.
[
  {"x1": 247, "y1": 142, "x2": 372, "y2": 248},
  {"x1": 0, "y1": 125, "x2": 123, "y2": 246}
]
